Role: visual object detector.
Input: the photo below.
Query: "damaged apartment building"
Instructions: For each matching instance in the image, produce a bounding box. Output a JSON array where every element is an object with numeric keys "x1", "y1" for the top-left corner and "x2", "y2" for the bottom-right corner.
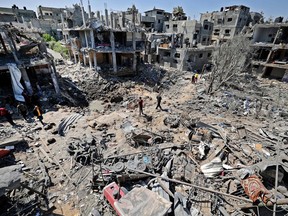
[
  {"x1": 146, "y1": 5, "x2": 266, "y2": 72},
  {"x1": 35, "y1": 4, "x2": 88, "y2": 39},
  {"x1": 146, "y1": 12, "x2": 214, "y2": 71},
  {"x1": 0, "y1": 4, "x2": 87, "y2": 40},
  {"x1": 142, "y1": 8, "x2": 172, "y2": 32},
  {"x1": 0, "y1": 5, "x2": 36, "y2": 23},
  {"x1": 62, "y1": 5, "x2": 145, "y2": 74},
  {"x1": 200, "y1": 5, "x2": 254, "y2": 44},
  {"x1": 0, "y1": 24, "x2": 60, "y2": 105},
  {"x1": 251, "y1": 21, "x2": 288, "y2": 81}
]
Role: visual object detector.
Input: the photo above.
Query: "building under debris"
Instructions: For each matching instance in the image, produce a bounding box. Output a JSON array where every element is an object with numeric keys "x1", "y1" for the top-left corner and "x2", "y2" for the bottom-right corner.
[{"x1": 0, "y1": 2, "x2": 288, "y2": 216}]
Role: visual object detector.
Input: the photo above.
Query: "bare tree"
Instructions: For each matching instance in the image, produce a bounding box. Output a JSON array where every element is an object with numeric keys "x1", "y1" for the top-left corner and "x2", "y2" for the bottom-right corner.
[{"x1": 206, "y1": 36, "x2": 252, "y2": 94}]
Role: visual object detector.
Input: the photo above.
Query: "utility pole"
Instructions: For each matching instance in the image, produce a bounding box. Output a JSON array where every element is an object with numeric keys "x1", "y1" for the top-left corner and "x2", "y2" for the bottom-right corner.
[
  {"x1": 132, "y1": 5, "x2": 137, "y2": 73},
  {"x1": 273, "y1": 139, "x2": 281, "y2": 216}
]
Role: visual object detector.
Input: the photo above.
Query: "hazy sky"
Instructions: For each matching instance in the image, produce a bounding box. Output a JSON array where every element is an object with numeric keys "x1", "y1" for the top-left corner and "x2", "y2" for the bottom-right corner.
[{"x1": 1, "y1": 0, "x2": 287, "y2": 20}]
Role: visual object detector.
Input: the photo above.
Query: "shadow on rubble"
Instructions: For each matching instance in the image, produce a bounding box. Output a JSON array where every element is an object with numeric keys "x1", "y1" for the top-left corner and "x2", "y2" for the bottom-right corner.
[
  {"x1": 142, "y1": 114, "x2": 153, "y2": 122},
  {"x1": 58, "y1": 76, "x2": 89, "y2": 107},
  {"x1": 0, "y1": 196, "x2": 64, "y2": 216},
  {"x1": 100, "y1": 64, "x2": 168, "y2": 87},
  {"x1": 78, "y1": 64, "x2": 170, "y2": 102}
]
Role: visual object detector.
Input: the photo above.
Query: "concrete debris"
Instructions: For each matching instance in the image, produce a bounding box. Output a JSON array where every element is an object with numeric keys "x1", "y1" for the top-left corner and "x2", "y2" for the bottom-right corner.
[
  {"x1": 0, "y1": 165, "x2": 22, "y2": 197},
  {"x1": 0, "y1": 13, "x2": 288, "y2": 216},
  {"x1": 114, "y1": 186, "x2": 172, "y2": 216},
  {"x1": 58, "y1": 113, "x2": 83, "y2": 136}
]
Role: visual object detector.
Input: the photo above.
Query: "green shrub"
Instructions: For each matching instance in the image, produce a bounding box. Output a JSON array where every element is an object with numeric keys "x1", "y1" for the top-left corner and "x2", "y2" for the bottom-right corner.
[
  {"x1": 42, "y1": 33, "x2": 56, "y2": 42},
  {"x1": 42, "y1": 34, "x2": 68, "y2": 59},
  {"x1": 49, "y1": 41, "x2": 56, "y2": 50},
  {"x1": 52, "y1": 42, "x2": 69, "y2": 58}
]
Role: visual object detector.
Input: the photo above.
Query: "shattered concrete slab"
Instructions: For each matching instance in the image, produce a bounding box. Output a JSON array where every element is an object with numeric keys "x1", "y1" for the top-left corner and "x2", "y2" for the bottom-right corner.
[{"x1": 0, "y1": 165, "x2": 22, "y2": 197}]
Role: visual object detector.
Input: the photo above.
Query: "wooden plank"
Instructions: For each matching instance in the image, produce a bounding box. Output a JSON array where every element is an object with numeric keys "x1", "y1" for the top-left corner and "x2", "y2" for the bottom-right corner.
[{"x1": 0, "y1": 137, "x2": 25, "y2": 148}]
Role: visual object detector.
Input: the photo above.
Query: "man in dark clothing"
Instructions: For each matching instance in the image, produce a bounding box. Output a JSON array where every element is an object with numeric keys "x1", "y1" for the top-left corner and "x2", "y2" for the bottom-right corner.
[
  {"x1": 156, "y1": 94, "x2": 163, "y2": 110},
  {"x1": 138, "y1": 97, "x2": 144, "y2": 116},
  {"x1": 0, "y1": 107, "x2": 15, "y2": 126},
  {"x1": 17, "y1": 103, "x2": 28, "y2": 121},
  {"x1": 191, "y1": 74, "x2": 196, "y2": 84}
]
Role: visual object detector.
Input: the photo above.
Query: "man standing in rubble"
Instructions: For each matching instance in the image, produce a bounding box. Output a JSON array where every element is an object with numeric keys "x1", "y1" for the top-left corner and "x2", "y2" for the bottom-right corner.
[
  {"x1": 0, "y1": 107, "x2": 16, "y2": 126},
  {"x1": 191, "y1": 74, "x2": 196, "y2": 84},
  {"x1": 138, "y1": 97, "x2": 144, "y2": 116},
  {"x1": 156, "y1": 93, "x2": 163, "y2": 110},
  {"x1": 17, "y1": 103, "x2": 28, "y2": 121},
  {"x1": 194, "y1": 73, "x2": 199, "y2": 83},
  {"x1": 33, "y1": 105, "x2": 44, "y2": 125}
]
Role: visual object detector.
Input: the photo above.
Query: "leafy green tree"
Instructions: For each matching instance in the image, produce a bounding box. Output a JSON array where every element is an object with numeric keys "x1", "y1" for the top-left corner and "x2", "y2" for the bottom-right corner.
[{"x1": 172, "y1": 6, "x2": 187, "y2": 21}]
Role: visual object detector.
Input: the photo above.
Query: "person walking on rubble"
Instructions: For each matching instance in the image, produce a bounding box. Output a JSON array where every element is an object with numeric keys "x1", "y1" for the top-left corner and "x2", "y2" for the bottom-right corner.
[
  {"x1": 17, "y1": 103, "x2": 28, "y2": 121},
  {"x1": 138, "y1": 97, "x2": 144, "y2": 116},
  {"x1": 156, "y1": 93, "x2": 163, "y2": 110},
  {"x1": 194, "y1": 73, "x2": 199, "y2": 83},
  {"x1": 0, "y1": 107, "x2": 16, "y2": 126},
  {"x1": 191, "y1": 74, "x2": 196, "y2": 84},
  {"x1": 33, "y1": 105, "x2": 44, "y2": 125}
]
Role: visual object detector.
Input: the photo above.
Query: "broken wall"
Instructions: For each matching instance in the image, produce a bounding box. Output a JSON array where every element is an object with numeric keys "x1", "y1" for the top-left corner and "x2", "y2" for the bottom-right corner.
[{"x1": 253, "y1": 27, "x2": 278, "y2": 43}]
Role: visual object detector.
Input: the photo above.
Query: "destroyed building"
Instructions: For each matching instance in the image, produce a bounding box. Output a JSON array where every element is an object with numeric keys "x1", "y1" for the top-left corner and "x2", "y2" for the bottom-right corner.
[
  {"x1": 62, "y1": 6, "x2": 145, "y2": 74},
  {"x1": 0, "y1": 5, "x2": 36, "y2": 23},
  {"x1": 0, "y1": 24, "x2": 60, "y2": 103},
  {"x1": 146, "y1": 17, "x2": 213, "y2": 71},
  {"x1": 1, "y1": 2, "x2": 288, "y2": 216},
  {"x1": 158, "y1": 42, "x2": 213, "y2": 71},
  {"x1": 252, "y1": 23, "x2": 288, "y2": 81},
  {"x1": 200, "y1": 5, "x2": 251, "y2": 44},
  {"x1": 37, "y1": 4, "x2": 87, "y2": 28}
]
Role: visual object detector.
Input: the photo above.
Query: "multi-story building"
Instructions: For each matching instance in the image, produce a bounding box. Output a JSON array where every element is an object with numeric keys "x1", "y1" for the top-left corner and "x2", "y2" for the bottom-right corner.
[
  {"x1": 163, "y1": 20, "x2": 202, "y2": 46},
  {"x1": 252, "y1": 23, "x2": 288, "y2": 81},
  {"x1": 63, "y1": 7, "x2": 145, "y2": 74},
  {"x1": 144, "y1": 8, "x2": 172, "y2": 32},
  {"x1": 200, "y1": 5, "x2": 250, "y2": 44},
  {"x1": 0, "y1": 5, "x2": 36, "y2": 23},
  {"x1": 158, "y1": 45, "x2": 213, "y2": 71}
]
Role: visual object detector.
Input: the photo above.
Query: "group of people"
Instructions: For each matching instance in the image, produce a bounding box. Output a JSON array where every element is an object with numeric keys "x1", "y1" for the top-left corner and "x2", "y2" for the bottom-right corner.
[
  {"x1": 138, "y1": 93, "x2": 163, "y2": 116},
  {"x1": 0, "y1": 92, "x2": 44, "y2": 127}
]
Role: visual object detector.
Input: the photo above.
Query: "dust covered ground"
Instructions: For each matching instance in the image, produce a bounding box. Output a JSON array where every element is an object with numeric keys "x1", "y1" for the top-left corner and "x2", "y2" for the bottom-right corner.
[{"x1": 0, "y1": 62, "x2": 288, "y2": 216}]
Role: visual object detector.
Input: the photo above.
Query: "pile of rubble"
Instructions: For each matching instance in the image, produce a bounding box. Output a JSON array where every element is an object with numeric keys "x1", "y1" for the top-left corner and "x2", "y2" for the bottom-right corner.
[{"x1": 0, "y1": 61, "x2": 288, "y2": 215}]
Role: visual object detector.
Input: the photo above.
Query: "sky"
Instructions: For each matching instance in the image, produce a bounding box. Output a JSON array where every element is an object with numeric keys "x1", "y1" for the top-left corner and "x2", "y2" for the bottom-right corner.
[{"x1": 0, "y1": 0, "x2": 287, "y2": 20}]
